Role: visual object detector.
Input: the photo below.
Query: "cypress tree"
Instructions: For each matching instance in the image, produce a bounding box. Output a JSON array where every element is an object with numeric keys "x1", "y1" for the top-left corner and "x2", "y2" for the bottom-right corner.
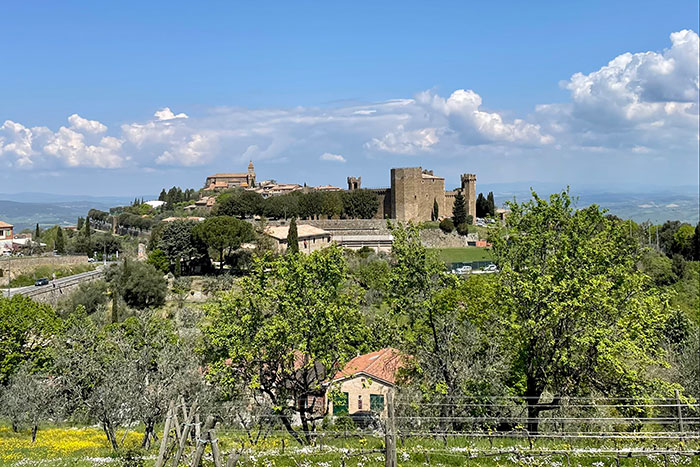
[
  {"x1": 287, "y1": 217, "x2": 299, "y2": 254},
  {"x1": 77, "y1": 217, "x2": 84, "y2": 231},
  {"x1": 476, "y1": 193, "x2": 488, "y2": 218},
  {"x1": 55, "y1": 227, "x2": 65, "y2": 255},
  {"x1": 35, "y1": 223, "x2": 41, "y2": 241},
  {"x1": 432, "y1": 198, "x2": 439, "y2": 221},
  {"x1": 158, "y1": 189, "x2": 167, "y2": 201},
  {"x1": 84, "y1": 217, "x2": 91, "y2": 238},
  {"x1": 487, "y1": 191, "x2": 496, "y2": 217},
  {"x1": 452, "y1": 191, "x2": 467, "y2": 226}
]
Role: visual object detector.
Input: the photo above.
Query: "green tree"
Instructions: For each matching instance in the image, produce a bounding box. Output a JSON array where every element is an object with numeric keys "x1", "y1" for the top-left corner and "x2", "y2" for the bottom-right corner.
[
  {"x1": 157, "y1": 220, "x2": 209, "y2": 274},
  {"x1": 146, "y1": 249, "x2": 170, "y2": 274},
  {"x1": 490, "y1": 190, "x2": 673, "y2": 433},
  {"x1": 432, "y1": 198, "x2": 439, "y2": 221},
  {"x1": 76, "y1": 217, "x2": 85, "y2": 231},
  {"x1": 487, "y1": 191, "x2": 495, "y2": 216},
  {"x1": 105, "y1": 260, "x2": 167, "y2": 310},
  {"x1": 54, "y1": 227, "x2": 65, "y2": 255},
  {"x1": 203, "y1": 245, "x2": 365, "y2": 445},
  {"x1": 452, "y1": 190, "x2": 467, "y2": 226},
  {"x1": 476, "y1": 193, "x2": 489, "y2": 218},
  {"x1": 0, "y1": 295, "x2": 59, "y2": 385},
  {"x1": 58, "y1": 280, "x2": 110, "y2": 316},
  {"x1": 215, "y1": 190, "x2": 264, "y2": 218},
  {"x1": 693, "y1": 222, "x2": 700, "y2": 260},
  {"x1": 34, "y1": 224, "x2": 40, "y2": 241},
  {"x1": 386, "y1": 224, "x2": 506, "y2": 429},
  {"x1": 342, "y1": 189, "x2": 379, "y2": 219},
  {"x1": 673, "y1": 223, "x2": 695, "y2": 260},
  {"x1": 193, "y1": 216, "x2": 255, "y2": 271},
  {"x1": 287, "y1": 217, "x2": 299, "y2": 254}
]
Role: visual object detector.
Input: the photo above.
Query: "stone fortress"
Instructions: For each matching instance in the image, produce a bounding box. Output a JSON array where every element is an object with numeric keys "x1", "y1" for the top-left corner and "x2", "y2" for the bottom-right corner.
[
  {"x1": 202, "y1": 163, "x2": 477, "y2": 224},
  {"x1": 347, "y1": 168, "x2": 476, "y2": 223}
]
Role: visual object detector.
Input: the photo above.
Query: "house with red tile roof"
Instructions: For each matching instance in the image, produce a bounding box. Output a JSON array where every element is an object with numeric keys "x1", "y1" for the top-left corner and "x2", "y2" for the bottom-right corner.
[{"x1": 327, "y1": 348, "x2": 404, "y2": 418}]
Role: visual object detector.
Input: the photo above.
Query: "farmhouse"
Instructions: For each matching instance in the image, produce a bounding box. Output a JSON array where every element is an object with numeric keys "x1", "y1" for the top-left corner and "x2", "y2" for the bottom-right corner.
[
  {"x1": 264, "y1": 224, "x2": 332, "y2": 254},
  {"x1": 328, "y1": 348, "x2": 404, "y2": 418}
]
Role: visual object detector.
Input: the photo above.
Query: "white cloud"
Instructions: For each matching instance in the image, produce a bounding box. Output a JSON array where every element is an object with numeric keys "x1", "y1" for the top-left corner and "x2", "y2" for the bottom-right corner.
[
  {"x1": 43, "y1": 127, "x2": 124, "y2": 168},
  {"x1": 320, "y1": 152, "x2": 346, "y2": 162},
  {"x1": 68, "y1": 114, "x2": 107, "y2": 133},
  {"x1": 367, "y1": 126, "x2": 441, "y2": 154},
  {"x1": 154, "y1": 107, "x2": 188, "y2": 121}
]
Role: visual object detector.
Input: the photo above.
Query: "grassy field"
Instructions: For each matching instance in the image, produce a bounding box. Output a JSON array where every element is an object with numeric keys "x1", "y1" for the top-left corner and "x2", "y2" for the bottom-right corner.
[
  {"x1": 8, "y1": 263, "x2": 96, "y2": 287},
  {"x1": 432, "y1": 247, "x2": 494, "y2": 263},
  {"x1": 1, "y1": 422, "x2": 695, "y2": 466}
]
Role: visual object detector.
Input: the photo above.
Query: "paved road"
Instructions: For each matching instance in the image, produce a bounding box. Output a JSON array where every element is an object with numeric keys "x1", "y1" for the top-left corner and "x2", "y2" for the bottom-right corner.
[{"x1": 3, "y1": 264, "x2": 110, "y2": 298}]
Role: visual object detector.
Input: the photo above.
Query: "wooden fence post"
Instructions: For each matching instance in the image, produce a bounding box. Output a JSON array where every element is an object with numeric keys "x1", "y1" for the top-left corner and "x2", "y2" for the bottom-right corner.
[
  {"x1": 209, "y1": 425, "x2": 222, "y2": 467},
  {"x1": 155, "y1": 401, "x2": 176, "y2": 467},
  {"x1": 190, "y1": 415, "x2": 216, "y2": 467},
  {"x1": 172, "y1": 400, "x2": 199, "y2": 467},
  {"x1": 385, "y1": 391, "x2": 397, "y2": 467},
  {"x1": 675, "y1": 389, "x2": 685, "y2": 434}
]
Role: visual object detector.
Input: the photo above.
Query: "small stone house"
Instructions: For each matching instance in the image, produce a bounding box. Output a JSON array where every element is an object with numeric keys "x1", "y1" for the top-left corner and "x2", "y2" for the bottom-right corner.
[
  {"x1": 264, "y1": 224, "x2": 332, "y2": 254},
  {"x1": 328, "y1": 348, "x2": 403, "y2": 418}
]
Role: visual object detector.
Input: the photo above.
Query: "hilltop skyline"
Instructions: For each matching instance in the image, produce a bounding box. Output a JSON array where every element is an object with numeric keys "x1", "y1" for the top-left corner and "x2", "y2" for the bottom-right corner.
[{"x1": 0, "y1": 2, "x2": 698, "y2": 195}]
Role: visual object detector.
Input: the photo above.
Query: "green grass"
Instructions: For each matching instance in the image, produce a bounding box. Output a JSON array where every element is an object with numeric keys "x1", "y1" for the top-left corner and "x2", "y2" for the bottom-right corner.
[
  {"x1": 9, "y1": 263, "x2": 96, "y2": 287},
  {"x1": 431, "y1": 247, "x2": 494, "y2": 263},
  {"x1": 0, "y1": 421, "x2": 695, "y2": 466}
]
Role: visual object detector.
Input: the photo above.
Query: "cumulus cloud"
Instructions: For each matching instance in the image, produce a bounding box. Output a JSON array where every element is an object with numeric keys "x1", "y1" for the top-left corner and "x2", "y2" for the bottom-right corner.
[
  {"x1": 320, "y1": 152, "x2": 346, "y2": 162},
  {"x1": 154, "y1": 107, "x2": 189, "y2": 121},
  {"x1": 536, "y1": 29, "x2": 699, "y2": 152},
  {"x1": 68, "y1": 114, "x2": 107, "y2": 133}
]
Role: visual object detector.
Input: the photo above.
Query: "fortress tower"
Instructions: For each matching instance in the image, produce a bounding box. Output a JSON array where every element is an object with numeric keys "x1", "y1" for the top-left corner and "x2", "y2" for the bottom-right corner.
[
  {"x1": 347, "y1": 176, "x2": 361, "y2": 191},
  {"x1": 391, "y1": 167, "x2": 446, "y2": 221},
  {"x1": 460, "y1": 173, "x2": 477, "y2": 220}
]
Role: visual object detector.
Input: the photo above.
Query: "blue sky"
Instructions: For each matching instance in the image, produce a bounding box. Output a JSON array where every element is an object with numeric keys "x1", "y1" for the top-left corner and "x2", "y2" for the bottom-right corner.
[{"x1": 1, "y1": 1, "x2": 698, "y2": 196}]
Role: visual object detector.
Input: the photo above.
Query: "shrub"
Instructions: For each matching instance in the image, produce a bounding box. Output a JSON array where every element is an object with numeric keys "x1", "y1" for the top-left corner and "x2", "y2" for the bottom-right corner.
[
  {"x1": 440, "y1": 218, "x2": 455, "y2": 233},
  {"x1": 456, "y1": 223, "x2": 470, "y2": 236}
]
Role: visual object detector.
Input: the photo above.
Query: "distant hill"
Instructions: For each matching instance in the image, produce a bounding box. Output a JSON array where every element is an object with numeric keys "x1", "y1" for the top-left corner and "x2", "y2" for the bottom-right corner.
[{"x1": 0, "y1": 199, "x2": 114, "y2": 232}]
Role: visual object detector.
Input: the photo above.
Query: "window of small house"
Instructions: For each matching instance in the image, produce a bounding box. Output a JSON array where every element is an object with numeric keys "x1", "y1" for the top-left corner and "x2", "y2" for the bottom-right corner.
[{"x1": 370, "y1": 394, "x2": 385, "y2": 412}]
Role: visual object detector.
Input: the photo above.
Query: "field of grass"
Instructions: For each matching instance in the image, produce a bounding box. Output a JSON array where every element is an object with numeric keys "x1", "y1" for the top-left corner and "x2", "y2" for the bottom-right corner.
[
  {"x1": 1, "y1": 422, "x2": 695, "y2": 466},
  {"x1": 9, "y1": 263, "x2": 96, "y2": 288},
  {"x1": 432, "y1": 247, "x2": 494, "y2": 263}
]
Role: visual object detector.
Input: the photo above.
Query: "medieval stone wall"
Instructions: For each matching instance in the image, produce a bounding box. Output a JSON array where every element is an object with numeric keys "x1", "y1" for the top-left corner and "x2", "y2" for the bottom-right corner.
[{"x1": 0, "y1": 255, "x2": 89, "y2": 287}]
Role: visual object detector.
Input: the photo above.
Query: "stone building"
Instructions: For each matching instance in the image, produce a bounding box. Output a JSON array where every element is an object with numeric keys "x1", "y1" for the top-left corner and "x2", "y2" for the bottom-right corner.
[
  {"x1": 264, "y1": 224, "x2": 332, "y2": 254},
  {"x1": 204, "y1": 161, "x2": 256, "y2": 190},
  {"x1": 347, "y1": 167, "x2": 477, "y2": 223}
]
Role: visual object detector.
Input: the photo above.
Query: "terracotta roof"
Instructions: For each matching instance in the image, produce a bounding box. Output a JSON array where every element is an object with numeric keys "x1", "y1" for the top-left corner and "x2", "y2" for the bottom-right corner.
[
  {"x1": 209, "y1": 173, "x2": 249, "y2": 178},
  {"x1": 0, "y1": 221, "x2": 13, "y2": 228},
  {"x1": 265, "y1": 224, "x2": 330, "y2": 241},
  {"x1": 334, "y1": 348, "x2": 404, "y2": 385}
]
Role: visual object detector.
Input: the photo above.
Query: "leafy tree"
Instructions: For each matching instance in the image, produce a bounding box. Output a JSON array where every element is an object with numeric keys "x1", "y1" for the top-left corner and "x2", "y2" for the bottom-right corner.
[
  {"x1": 215, "y1": 190, "x2": 264, "y2": 218},
  {"x1": 0, "y1": 295, "x2": 59, "y2": 386},
  {"x1": 93, "y1": 234, "x2": 121, "y2": 258},
  {"x1": 432, "y1": 198, "x2": 439, "y2": 221},
  {"x1": 264, "y1": 193, "x2": 300, "y2": 219},
  {"x1": 0, "y1": 363, "x2": 58, "y2": 438},
  {"x1": 158, "y1": 189, "x2": 167, "y2": 201},
  {"x1": 287, "y1": 217, "x2": 299, "y2": 254},
  {"x1": 105, "y1": 259, "x2": 167, "y2": 310},
  {"x1": 54, "y1": 227, "x2": 65, "y2": 254},
  {"x1": 193, "y1": 216, "x2": 255, "y2": 271},
  {"x1": 452, "y1": 190, "x2": 467, "y2": 226},
  {"x1": 146, "y1": 248, "x2": 170, "y2": 273},
  {"x1": 76, "y1": 217, "x2": 85, "y2": 231},
  {"x1": 157, "y1": 220, "x2": 210, "y2": 274},
  {"x1": 203, "y1": 245, "x2": 366, "y2": 445},
  {"x1": 673, "y1": 223, "x2": 695, "y2": 260},
  {"x1": 439, "y1": 218, "x2": 454, "y2": 233},
  {"x1": 342, "y1": 189, "x2": 379, "y2": 219},
  {"x1": 487, "y1": 191, "x2": 495, "y2": 216},
  {"x1": 58, "y1": 280, "x2": 110, "y2": 316},
  {"x1": 693, "y1": 222, "x2": 700, "y2": 261},
  {"x1": 386, "y1": 224, "x2": 506, "y2": 430},
  {"x1": 320, "y1": 191, "x2": 343, "y2": 219},
  {"x1": 491, "y1": 190, "x2": 672, "y2": 433}
]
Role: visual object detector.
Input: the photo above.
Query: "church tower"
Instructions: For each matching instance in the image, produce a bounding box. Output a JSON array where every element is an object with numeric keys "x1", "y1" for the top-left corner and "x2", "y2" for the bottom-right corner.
[{"x1": 247, "y1": 160, "x2": 256, "y2": 187}]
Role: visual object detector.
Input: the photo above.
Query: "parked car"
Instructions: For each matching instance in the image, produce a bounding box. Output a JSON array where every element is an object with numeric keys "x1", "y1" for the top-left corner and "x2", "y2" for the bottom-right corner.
[
  {"x1": 350, "y1": 411, "x2": 381, "y2": 430},
  {"x1": 34, "y1": 278, "x2": 49, "y2": 286}
]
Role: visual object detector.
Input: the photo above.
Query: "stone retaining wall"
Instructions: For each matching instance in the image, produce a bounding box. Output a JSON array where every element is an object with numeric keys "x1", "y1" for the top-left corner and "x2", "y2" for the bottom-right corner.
[{"x1": 0, "y1": 255, "x2": 89, "y2": 286}]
